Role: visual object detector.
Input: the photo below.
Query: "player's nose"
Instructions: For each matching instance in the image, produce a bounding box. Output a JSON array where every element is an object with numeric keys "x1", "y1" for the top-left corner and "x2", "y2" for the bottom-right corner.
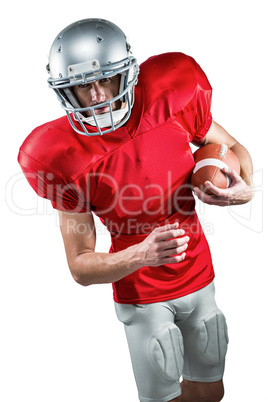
[{"x1": 90, "y1": 82, "x2": 106, "y2": 103}]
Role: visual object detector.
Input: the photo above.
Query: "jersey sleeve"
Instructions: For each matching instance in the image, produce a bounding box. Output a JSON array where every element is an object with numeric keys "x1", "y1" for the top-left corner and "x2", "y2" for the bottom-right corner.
[
  {"x1": 18, "y1": 149, "x2": 91, "y2": 213},
  {"x1": 189, "y1": 58, "x2": 213, "y2": 143}
]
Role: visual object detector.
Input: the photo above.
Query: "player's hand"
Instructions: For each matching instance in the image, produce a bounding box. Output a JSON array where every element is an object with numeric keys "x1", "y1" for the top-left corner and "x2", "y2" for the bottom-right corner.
[
  {"x1": 193, "y1": 166, "x2": 254, "y2": 206},
  {"x1": 133, "y1": 222, "x2": 189, "y2": 267}
]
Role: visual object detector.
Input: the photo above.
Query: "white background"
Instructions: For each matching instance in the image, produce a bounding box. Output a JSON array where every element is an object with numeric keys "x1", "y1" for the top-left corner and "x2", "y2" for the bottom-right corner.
[{"x1": 2, "y1": 0, "x2": 267, "y2": 401}]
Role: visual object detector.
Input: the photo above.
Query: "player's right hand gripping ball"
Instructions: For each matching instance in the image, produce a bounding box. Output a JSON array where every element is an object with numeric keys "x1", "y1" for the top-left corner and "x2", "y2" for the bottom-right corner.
[{"x1": 191, "y1": 144, "x2": 240, "y2": 194}]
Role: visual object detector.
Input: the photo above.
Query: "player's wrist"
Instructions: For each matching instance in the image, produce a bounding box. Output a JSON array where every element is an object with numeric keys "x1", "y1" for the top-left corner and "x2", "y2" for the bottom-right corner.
[{"x1": 120, "y1": 244, "x2": 145, "y2": 272}]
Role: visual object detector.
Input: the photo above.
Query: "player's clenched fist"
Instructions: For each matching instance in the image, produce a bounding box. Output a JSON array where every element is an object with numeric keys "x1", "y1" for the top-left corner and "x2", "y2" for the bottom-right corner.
[{"x1": 131, "y1": 223, "x2": 189, "y2": 269}]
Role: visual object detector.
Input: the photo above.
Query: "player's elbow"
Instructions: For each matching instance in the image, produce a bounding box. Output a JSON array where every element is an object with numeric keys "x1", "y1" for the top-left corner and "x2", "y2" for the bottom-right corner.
[
  {"x1": 69, "y1": 259, "x2": 93, "y2": 287},
  {"x1": 71, "y1": 270, "x2": 89, "y2": 286}
]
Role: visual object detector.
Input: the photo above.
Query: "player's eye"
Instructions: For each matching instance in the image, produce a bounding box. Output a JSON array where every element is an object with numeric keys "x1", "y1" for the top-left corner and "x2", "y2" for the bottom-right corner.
[
  {"x1": 100, "y1": 77, "x2": 111, "y2": 83},
  {"x1": 78, "y1": 83, "x2": 91, "y2": 89}
]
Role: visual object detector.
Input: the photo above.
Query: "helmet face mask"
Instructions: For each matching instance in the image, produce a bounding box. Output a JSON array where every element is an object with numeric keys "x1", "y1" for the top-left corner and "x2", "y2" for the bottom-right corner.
[{"x1": 47, "y1": 19, "x2": 139, "y2": 136}]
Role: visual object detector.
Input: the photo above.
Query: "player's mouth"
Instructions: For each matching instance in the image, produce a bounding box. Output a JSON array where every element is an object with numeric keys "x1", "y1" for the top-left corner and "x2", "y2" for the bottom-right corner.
[
  {"x1": 91, "y1": 104, "x2": 110, "y2": 115},
  {"x1": 89, "y1": 103, "x2": 110, "y2": 115}
]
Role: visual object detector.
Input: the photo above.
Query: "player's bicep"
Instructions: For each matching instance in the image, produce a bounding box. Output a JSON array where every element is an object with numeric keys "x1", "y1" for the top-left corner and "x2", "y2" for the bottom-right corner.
[
  {"x1": 58, "y1": 211, "x2": 96, "y2": 268},
  {"x1": 195, "y1": 120, "x2": 237, "y2": 148}
]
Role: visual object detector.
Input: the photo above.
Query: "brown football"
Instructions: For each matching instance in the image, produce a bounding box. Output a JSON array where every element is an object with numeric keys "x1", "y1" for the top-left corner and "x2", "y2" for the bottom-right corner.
[{"x1": 191, "y1": 144, "x2": 240, "y2": 194}]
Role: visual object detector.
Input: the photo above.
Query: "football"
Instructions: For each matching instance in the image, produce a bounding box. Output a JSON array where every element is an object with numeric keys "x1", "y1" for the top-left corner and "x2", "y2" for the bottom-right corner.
[{"x1": 191, "y1": 143, "x2": 240, "y2": 194}]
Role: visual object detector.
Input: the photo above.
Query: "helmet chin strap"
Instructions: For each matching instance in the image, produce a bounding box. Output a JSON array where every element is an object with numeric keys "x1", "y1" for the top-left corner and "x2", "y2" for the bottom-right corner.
[{"x1": 75, "y1": 104, "x2": 129, "y2": 128}]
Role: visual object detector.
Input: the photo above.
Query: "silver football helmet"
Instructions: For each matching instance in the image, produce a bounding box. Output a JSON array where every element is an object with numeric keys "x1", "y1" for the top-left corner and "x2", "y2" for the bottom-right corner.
[{"x1": 47, "y1": 18, "x2": 139, "y2": 136}]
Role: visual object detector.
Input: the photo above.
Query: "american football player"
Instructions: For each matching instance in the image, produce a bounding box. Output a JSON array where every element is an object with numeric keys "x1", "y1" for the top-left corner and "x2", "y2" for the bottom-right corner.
[{"x1": 18, "y1": 18, "x2": 254, "y2": 402}]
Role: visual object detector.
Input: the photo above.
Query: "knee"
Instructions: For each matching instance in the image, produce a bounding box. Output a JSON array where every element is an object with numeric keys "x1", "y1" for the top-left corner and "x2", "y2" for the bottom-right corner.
[
  {"x1": 198, "y1": 384, "x2": 224, "y2": 402},
  {"x1": 182, "y1": 380, "x2": 224, "y2": 402},
  {"x1": 215, "y1": 387, "x2": 225, "y2": 402},
  {"x1": 217, "y1": 386, "x2": 225, "y2": 401}
]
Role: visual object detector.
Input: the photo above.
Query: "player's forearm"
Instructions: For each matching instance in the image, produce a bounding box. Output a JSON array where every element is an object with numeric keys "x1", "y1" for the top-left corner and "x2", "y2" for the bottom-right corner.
[
  {"x1": 69, "y1": 223, "x2": 188, "y2": 286},
  {"x1": 70, "y1": 245, "x2": 142, "y2": 286},
  {"x1": 230, "y1": 141, "x2": 254, "y2": 188}
]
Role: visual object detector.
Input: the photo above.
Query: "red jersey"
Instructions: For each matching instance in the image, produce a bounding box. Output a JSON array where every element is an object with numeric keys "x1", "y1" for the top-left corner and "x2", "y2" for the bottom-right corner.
[{"x1": 18, "y1": 52, "x2": 214, "y2": 304}]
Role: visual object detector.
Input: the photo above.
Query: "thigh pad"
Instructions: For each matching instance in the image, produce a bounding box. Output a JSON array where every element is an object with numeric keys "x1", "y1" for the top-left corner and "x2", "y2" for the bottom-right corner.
[
  {"x1": 148, "y1": 322, "x2": 184, "y2": 382},
  {"x1": 197, "y1": 310, "x2": 229, "y2": 365}
]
